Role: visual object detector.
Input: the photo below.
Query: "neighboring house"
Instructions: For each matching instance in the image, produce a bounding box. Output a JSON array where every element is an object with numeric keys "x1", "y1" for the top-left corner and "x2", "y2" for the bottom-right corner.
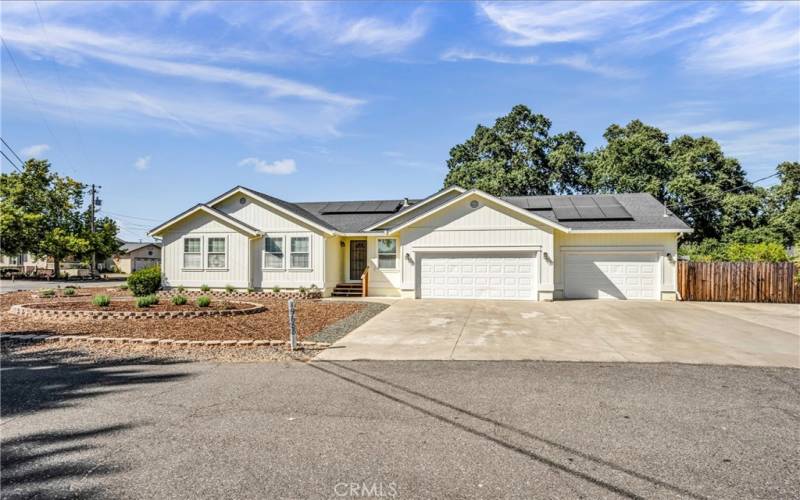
[
  {"x1": 114, "y1": 242, "x2": 162, "y2": 274},
  {"x1": 149, "y1": 186, "x2": 691, "y2": 301}
]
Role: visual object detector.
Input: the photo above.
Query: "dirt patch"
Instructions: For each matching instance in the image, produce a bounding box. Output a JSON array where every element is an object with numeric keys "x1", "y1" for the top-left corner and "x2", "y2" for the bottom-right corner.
[
  {"x1": 26, "y1": 299, "x2": 251, "y2": 312},
  {"x1": 1, "y1": 290, "x2": 366, "y2": 342}
]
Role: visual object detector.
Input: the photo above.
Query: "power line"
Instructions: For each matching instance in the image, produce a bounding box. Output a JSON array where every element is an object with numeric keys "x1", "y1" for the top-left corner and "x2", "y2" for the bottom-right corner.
[
  {"x1": 1, "y1": 151, "x2": 23, "y2": 173},
  {"x1": 1, "y1": 36, "x2": 78, "y2": 175},
  {"x1": 0, "y1": 137, "x2": 24, "y2": 165},
  {"x1": 32, "y1": 1, "x2": 92, "y2": 169},
  {"x1": 665, "y1": 171, "x2": 780, "y2": 213},
  {"x1": 100, "y1": 210, "x2": 161, "y2": 222}
]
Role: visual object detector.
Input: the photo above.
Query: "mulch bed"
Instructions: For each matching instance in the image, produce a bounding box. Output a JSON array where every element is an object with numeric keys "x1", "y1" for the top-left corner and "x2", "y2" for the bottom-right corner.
[
  {"x1": 1, "y1": 290, "x2": 366, "y2": 342},
  {"x1": 25, "y1": 300, "x2": 251, "y2": 312}
]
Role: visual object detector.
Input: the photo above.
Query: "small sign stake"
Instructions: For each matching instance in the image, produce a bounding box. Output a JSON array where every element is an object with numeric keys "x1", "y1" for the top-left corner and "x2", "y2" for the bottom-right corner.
[{"x1": 288, "y1": 299, "x2": 297, "y2": 351}]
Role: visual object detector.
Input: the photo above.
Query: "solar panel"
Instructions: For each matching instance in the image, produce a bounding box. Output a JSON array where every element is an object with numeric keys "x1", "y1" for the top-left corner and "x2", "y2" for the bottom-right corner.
[
  {"x1": 376, "y1": 200, "x2": 401, "y2": 212},
  {"x1": 552, "y1": 205, "x2": 581, "y2": 220},
  {"x1": 598, "y1": 205, "x2": 633, "y2": 219},
  {"x1": 575, "y1": 205, "x2": 605, "y2": 219},
  {"x1": 526, "y1": 198, "x2": 552, "y2": 210},
  {"x1": 320, "y1": 200, "x2": 402, "y2": 214}
]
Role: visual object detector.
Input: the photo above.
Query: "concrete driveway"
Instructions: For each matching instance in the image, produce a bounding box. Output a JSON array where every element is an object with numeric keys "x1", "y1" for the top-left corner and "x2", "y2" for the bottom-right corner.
[{"x1": 316, "y1": 300, "x2": 800, "y2": 367}]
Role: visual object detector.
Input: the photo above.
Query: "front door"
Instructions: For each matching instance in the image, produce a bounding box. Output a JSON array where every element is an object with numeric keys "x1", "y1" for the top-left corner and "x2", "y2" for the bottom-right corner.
[{"x1": 349, "y1": 240, "x2": 367, "y2": 280}]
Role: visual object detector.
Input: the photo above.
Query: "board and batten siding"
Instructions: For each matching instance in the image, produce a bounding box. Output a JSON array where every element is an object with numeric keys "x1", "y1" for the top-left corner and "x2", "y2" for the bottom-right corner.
[
  {"x1": 396, "y1": 194, "x2": 555, "y2": 299},
  {"x1": 161, "y1": 215, "x2": 251, "y2": 289},
  {"x1": 214, "y1": 194, "x2": 327, "y2": 289},
  {"x1": 553, "y1": 231, "x2": 679, "y2": 300}
]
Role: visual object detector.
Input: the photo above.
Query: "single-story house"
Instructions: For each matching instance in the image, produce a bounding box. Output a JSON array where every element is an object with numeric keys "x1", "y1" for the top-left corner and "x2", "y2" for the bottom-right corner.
[
  {"x1": 149, "y1": 186, "x2": 691, "y2": 301},
  {"x1": 114, "y1": 242, "x2": 162, "y2": 274}
]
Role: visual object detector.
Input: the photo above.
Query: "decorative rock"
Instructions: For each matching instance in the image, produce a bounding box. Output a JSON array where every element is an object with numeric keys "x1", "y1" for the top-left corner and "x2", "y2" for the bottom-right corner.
[
  {"x1": 142, "y1": 339, "x2": 159, "y2": 345},
  {"x1": 220, "y1": 340, "x2": 238, "y2": 346},
  {"x1": 237, "y1": 340, "x2": 254, "y2": 346},
  {"x1": 269, "y1": 340, "x2": 283, "y2": 346},
  {"x1": 158, "y1": 339, "x2": 174, "y2": 345},
  {"x1": 253, "y1": 340, "x2": 270, "y2": 346},
  {"x1": 173, "y1": 340, "x2": 190, "y2": 346},
  {"x1": 204, "y1": 340, "x2": 221, "y2": 346}
]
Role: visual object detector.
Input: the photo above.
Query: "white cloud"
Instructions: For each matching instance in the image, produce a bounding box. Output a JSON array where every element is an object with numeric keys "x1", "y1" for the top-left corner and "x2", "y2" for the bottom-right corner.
[
  {"x1": 550, "y1": 54, "x2": 638, "y2": 79},
  {"x1": 440, "y1": 49, "x2": 538, "y2": 65},
  {"x1": 2, "y1": 23, "x2": 361, "y2": 107},
  {"x1": 2, "y1": 78, "x2": 354, "y2": 139},
  {"x1": 21, "y1": 144, "x2": 51, "y2": 158},
  {"x1": 238, "y1": 158, "x2": 297, "y2": 175},
  {"x1": 335, "y1": 8, "x2": 430, "y2": 54},
  {"x1": 478, "y1": 1, "x2": 653, "y2": 47},
  {"x1": 685, "y1": 2, "x2": 800, "y2": 74},
  {"x1": 134, "y1": 156, "x2": 151, "y2": 171}
]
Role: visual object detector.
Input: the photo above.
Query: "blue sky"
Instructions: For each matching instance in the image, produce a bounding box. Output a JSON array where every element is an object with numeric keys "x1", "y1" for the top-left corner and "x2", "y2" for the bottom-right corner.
[{"x1": 2, "y1": 1, "x2": 798, "y2": 242}]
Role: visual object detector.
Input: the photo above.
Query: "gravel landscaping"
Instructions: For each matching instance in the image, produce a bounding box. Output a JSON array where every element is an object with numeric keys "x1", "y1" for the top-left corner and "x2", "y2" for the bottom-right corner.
[
  {"x1": 307, "y1": 301, "x2": 390, "y2": 344},
  {"x1": 1, "y1": 290, "x2": 368, "y2": 343},
  {"x1": 23, "y1": 299, "x2": 253, "y2": 312}
]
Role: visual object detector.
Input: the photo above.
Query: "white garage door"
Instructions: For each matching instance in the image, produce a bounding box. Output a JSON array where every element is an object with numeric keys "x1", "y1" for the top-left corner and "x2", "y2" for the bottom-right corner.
[
  {"x1": 419, "y1": 253, "x2": 536, "y2": 300},
  {"x1": 564, "y1": 253, "x2": 659, "y2": 300}
]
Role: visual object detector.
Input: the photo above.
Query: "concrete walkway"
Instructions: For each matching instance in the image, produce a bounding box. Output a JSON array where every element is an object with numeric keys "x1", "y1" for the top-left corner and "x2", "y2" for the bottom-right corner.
[{"x1": 315, "y1": 299, "x2": 800, "y2": 367}]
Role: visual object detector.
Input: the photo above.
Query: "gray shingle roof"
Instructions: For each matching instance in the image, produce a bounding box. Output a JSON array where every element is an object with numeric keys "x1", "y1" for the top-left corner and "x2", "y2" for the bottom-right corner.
[
  {"x1": 225, "y1": 187, "x2": 690, "y2": 233},
  {"x1": 119, "y1": 242, "x2": 161, "y2": 253}
]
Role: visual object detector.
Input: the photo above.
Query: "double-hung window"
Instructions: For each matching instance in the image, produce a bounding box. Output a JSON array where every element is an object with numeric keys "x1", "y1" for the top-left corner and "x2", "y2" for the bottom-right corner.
[
  {"x1": 377, "y1": 239, "x2": 398, "y2": 269},
  {"x1": 183, "y1": 238, "x2": 201, "y2": 269},
  {"x1": 207, "y1": 237, "x2": 226, "y2": 269},
  {"x1": 290, "y1": 237, "x2": 310, "y2": 269},
  {"x1": 264, "y1": 236, "x2": 284, "y2": 269}
]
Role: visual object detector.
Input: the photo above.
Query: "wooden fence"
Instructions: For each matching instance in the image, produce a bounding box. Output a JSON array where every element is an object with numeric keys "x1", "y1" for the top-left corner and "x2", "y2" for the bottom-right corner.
[{"x1": 677, "y1": 261, "x2": 800, "y2": 303}]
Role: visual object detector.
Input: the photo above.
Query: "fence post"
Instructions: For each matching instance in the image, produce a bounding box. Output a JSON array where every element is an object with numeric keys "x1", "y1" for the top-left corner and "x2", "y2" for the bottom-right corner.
[{"x1": 288, "y1": 299, "x2": 297, "y2": 351}]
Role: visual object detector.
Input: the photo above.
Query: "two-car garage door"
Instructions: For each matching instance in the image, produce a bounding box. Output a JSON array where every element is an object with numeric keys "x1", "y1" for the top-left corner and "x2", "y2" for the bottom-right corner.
[
  {"x1": 564, "y1": 252, "x2": 659, "y2": 300},
  {"x1": 419, "y1": 253, "x2": 536, "y2": 300}
]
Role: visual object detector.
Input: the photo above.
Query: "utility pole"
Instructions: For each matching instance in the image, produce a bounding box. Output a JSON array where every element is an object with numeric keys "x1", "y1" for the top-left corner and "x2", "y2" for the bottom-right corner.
[{"x1": 89, "y1": 184, "x2": 101, "y2": 278}]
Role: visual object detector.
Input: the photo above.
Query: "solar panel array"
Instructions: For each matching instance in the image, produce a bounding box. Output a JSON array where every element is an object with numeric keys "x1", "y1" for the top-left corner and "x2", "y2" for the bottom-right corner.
[
  {"x1": 547, "y1": 196, "x2": 633, "y2": 221},
  {"x1": 319, "y1": 200, "x2": 402, "y2": 214}
]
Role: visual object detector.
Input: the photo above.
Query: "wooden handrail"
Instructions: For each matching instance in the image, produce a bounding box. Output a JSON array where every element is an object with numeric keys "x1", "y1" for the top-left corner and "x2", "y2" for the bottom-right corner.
[{"x1": 360, "y1": 266, "x2": 369, "y2": 297}]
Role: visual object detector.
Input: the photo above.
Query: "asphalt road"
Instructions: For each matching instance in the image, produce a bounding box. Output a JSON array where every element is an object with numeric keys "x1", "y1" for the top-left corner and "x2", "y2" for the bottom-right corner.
[
  {"x1": 0, "y1": 279, "x2": 123, "y2": 293},
  {"x1": 2, "y1": 347, "x2": 798, "y2": 499}
]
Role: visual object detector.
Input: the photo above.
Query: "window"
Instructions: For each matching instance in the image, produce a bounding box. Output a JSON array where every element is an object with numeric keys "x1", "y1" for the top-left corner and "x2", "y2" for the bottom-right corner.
[
  {"x1": 207, "y1": 237, "x2": 226, "y2": 268},
  {"x1": 264, "y1": 236, "x2": 284, "y2": 269},
  {"x1": 183, "y1": 238, "x2": 201, "y2": 268},
  {"x1": 377, "y1": 239, "x2": 397, "y2": 269},
  {"x1": 290, "y1": 237, "x2": 310, "y2": 269}
]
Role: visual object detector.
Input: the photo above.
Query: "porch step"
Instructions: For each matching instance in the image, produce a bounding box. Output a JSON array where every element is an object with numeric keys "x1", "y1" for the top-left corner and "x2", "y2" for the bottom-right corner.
[{"x1": 332, "y1": 282, "x2": 364, "y2": 297}]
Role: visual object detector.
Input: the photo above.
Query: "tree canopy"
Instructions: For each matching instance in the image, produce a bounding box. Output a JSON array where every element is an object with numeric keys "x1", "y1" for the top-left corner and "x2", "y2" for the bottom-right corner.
[
  {"x1": 443, "y1": 105, "x2": 589, "y2": 196},
  {"x1": 442, "y1": 106, "x2": 799, "y2": 252},
  {"x1": 0, "y1": 159, "x2": 120, "y2": 275}
]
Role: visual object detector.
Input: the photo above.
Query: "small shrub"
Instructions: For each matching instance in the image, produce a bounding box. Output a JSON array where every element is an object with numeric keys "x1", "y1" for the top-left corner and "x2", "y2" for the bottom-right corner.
[
  {"x1": 92, "y1": 294, "x2": 110, "y2": 307},
  {"x1": 196, "y1": 296, "x2": 211, "y2": 307},
  {"x1": 171, "y1": 295, "x2": 188, "y2": 305},
  {"x1": 39, "y1": 289, "x2": 55, "y2": 298},
  {"x1": 200, "y1": 284, "x2": 210, "y2": 292},
  {"x1": 225, "y1": 284, "x2": 235, "y2": 294},
  {"x1": 136, "y1": 294, "x2": 159, "y2": 308},
  {"x1": 247, "y1": 287, "x2": 256, "y2": 293},
  {"x1": 119, "y1": 283, "x2": 129, "y2": 291},
  {"x1": 272, "y1": 285, "x2": 281, "y2": 294},
  {"x1": 298, "y1": 286, "x2": 307, "y2": 295},
  {"x1": 63, "y1": 287, "x2": 76, "y2": 296},
  {"x1": 177, "y1": 285, "x2": 186, "y2": 293},
  {"x1": 127, "y1": 265, "x2": 161, "y2": 296}
]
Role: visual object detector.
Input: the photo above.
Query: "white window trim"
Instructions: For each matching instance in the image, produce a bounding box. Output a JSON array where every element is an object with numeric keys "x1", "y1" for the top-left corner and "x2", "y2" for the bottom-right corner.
[
  {"x1": 182, "y1": 236, "x2": 203, "y2": 271},
  {"x1": 289, "y1": 235, "x2": 312, "y2": 270},
  {"x1": 206, "y1": 235, "x2": 228, "y2": 271},
  {"x1": 377, "y1": 237, "x2": 399, "y2": 270},
  {"x1": 263, "y1": 235, "x2": 285, "y2": 270}
]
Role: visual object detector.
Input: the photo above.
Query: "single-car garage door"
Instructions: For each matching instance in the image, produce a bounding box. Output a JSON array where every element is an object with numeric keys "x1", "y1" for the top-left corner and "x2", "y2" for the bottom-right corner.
[
  {"x1": 564, "y1": 252, "x2": 659, "y2": 300},
  {"x1": 419, "y1": 253, "x2": 536, "y2": 300}
]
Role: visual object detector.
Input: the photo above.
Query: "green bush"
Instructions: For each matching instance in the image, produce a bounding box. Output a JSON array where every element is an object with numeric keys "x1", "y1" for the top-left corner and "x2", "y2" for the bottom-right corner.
[
  {"x1": 136, "y1": 294, "x2": 159, "y2": 308},
  {"x1": 680, "y1": 240, "x2": 789, "y2": 263},
  {"x1": 127, "y1": 265, "x2": 162, "y2": 296},
  {"x1": 119, "y1": 283, "x2": 129, "y2": 291},
  {"x1": 298, "y1": 286, "x2": 307, "y2": 294},
  {"x1": 63, "y1": 287, "x2": 76, "y2": 296},
  {"x1": 272, "y1": 285, "x2": 281, "y2": 294},
  {"x1": 39, "y1": 289, "x2": 55, "y2": 298},
  {"x1": 196, "y1": 296, "x2": 211, "y2": 307},
  {"x1": 225, "y1": 284, "x2": 235, "y2": 294},
  {"x1": 200, "y1": 284, "x2": 210, "y2": 292},
  {"x1": 177, "y1": 285, "x2": 186, "y2": 293},
  {"x1": 247, "y1": 287, "x2": 256, "y2": 293},
  {"x1": 171, "y1": 295, "x2": 188, "y2": 305},
  {"x1": 92, "y1": 294, "x2": 110, "y2": 307}
]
